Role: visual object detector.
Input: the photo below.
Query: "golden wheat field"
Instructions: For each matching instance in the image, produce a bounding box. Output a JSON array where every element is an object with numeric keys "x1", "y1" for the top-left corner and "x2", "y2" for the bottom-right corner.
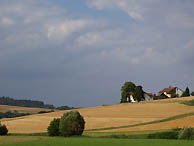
[
  {"x1": 0, "y1": 105, "x2": 51, "y2": 113},
  {"x1": 1, "y1": 96, "x2": 194, "y2": 134},
  {"x1": 102, "y1": 115, "x2": 194, "y2": 132}
]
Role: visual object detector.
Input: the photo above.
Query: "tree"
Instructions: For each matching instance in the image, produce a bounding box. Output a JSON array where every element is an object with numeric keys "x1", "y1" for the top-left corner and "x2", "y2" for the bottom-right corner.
[
  {"x1": 134, "y1": 86, "x2": 144, "y2": 102},
  {"x1": 120, "y1": 82, "x2": 136, "y2": 103},
  {"x1": 0, "y1": 123, "x2": 8, "y2": 135},
  {"x1": 191, "y1": 91, "x2": 194, "y2": 96},
  {"x1": 59, "y1": 111, "x2": 85, "y2": 137},
  {"x1": 47, "y1": 118, "x2": 60, "y2": 136},
  {"x1": 181, "y1": 87, "x2": 190, "y2": 97}
]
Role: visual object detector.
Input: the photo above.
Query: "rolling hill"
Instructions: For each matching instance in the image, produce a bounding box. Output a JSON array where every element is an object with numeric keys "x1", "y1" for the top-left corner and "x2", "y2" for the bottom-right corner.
[
  {"x1": 0, "y1": 105, "x2": 52, "y2": 114},
  {"x1": 1, "y1": 96, "x2": 194, "y2": 134}
]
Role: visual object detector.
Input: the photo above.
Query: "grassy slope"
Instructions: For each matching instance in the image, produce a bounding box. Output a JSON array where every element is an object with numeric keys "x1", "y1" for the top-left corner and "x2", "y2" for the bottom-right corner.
[
  {"x1": 1, "y1": 136, "x2": 194, "y2": 146},
  {"x1": 1, "y1": 96, "x2": 194, "y2": 134}
]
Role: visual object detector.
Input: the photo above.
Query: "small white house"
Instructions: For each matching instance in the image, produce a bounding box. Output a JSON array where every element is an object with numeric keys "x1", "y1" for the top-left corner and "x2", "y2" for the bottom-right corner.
[
  {"x1": 128, "y1": 92, "x2": 153, "y2": 102},
  {"x1": 130, "y1": 95, "x2": 137, "y2": 103},
  {"x1": 175, "y1": 88, "x2": 184, "y2": 97},
  {"x1": 144, "y1": 93, "x2": 153, "y2": 101}
]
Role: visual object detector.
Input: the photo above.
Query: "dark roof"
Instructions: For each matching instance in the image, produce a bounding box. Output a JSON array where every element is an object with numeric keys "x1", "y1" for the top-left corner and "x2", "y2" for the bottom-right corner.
[
  {"x1": 145, "y1": 93, "x2": 154, "y2": 97},
  {"x1": 158, "y1": 86, "x2": 176, "y2": 94}
]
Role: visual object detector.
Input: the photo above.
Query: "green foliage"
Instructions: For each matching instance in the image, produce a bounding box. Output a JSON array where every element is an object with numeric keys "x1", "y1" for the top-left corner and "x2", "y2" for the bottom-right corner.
[
  {"x1": 134, "y1": 86, "x2": 144, "y2": 102},
  {"x1": 191, "y1": 92, "x2": 194, "y2": 96},
  {"x1": 38, "y1": 110, "x2": 54, "y2": 114},
  {"x1": 0, "y1": 111, "x2": 31, "y2": 119},
  {"x1": 0, "y1": 96, "x2": 54, "y2": 109},
  {"x1": 181, "y1": 87, "x2": 190, "y2": 97},
  {"x1": 171, "y1": 93, "x2": 179, "y2": 98},
  {"x1": 178, "y1": 127, "x2": 194, "y2": 140},
  {"x1": 47, "y1": 118, "x2": 60, "y2": 136},
  {"x1": 0, "y1": 124, "x2": 8, "y2": 135},
  {"x1": 120, "y1": 82, "x2": 136, "y2": 103},
  {"x1": 56, "y1": 106, "x2": 76, "y2": 110},
  {"x1": 148, "y1": 131, "x2": 179, "y2": 139},
  {"x1": 59, "y1": 111, "x2": 85, "y2": 137}
]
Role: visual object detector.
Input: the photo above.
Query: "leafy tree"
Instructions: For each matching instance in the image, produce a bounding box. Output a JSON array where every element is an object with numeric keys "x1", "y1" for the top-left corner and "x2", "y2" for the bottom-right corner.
[
  {"x1": 120, "y1": 82, "x2": 136, "y2": 103},
  {"x1": 134, "y1": 86, "x2": 144, "y2": 102},
  {"x1": 47, "y1": 118, "x2": 60, "y2": 136},
  {"x1": 191, "y1": 91, "x2": 194, "y2": 96},
  {"x1": 181, "y1": 87, "x2": 190, "y2": 97},
  {"x1": 59, "y1": 111, "x2": 85, "y2": 137},
  {"x1": 0, "y1": 124, "x2": 8, "y2": 135}
]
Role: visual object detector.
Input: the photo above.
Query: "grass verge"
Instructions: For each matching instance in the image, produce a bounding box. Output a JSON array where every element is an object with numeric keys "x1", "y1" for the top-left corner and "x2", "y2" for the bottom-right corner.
[
  {"x1": 1, "y1": 136, "x2": 194, "y2": 146},
  {"x1": 181, "y1": 100, "x2": 194, "y2": 106}
]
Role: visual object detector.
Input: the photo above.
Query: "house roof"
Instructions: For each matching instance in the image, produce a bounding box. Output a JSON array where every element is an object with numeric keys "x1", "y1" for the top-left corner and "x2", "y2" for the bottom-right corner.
[
  {"x1": 158, "y1": 86, "x2": 176, "y2": 94},
  {"x1": 145, "y1": 93, "x2": 154, "y2": 97}
]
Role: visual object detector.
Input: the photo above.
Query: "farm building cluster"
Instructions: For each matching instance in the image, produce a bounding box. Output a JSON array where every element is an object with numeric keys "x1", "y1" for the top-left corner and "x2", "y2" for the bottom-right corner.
[{"x1": 128, "y1": 86, "x2": 184, "y2": 103}]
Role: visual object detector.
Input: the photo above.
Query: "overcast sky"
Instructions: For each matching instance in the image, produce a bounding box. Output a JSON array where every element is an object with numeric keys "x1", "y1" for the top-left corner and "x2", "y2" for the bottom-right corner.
[{"x1": 0, "y1": 0, "x2": 194, "y2": 107}]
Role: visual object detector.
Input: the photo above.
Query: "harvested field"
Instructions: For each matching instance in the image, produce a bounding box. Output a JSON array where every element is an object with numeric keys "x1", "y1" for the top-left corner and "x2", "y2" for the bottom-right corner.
[
  {"x1": 0, "y1": 105, "x2": 51, "y2": 113},
  {"x1": 103, "y1": 115, "x2": 194, "y2": 132},
  {"x1": 1, "y1": 96, "x2": 194, "y2": 134}
]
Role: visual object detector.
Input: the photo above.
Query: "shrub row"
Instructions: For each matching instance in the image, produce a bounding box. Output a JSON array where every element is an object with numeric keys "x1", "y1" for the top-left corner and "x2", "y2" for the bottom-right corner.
[
  {"x1": 0, "y1": 111, "x2": 31, "y2": 119},
  {"x1": 148, "y1": 127, "x2": 194, "y2": 140},
  {"x1": 148, "y1": 131, "x2": 179, "y2": 139}
]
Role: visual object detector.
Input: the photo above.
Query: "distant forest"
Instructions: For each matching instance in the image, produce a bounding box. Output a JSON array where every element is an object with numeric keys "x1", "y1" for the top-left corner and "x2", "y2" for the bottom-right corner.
[{"x1": 0, "y1": 96, "x2": 76, "y2": 110}]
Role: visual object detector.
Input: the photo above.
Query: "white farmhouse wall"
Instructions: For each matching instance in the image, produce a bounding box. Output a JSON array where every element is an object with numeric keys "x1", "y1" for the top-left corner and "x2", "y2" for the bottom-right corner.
[
  {"x1": 176, "y1": 88, "x2": 183, "y2": 97},
  {"x1": 130, "y1": 95, "x2": 136, "y2": 103},
  {"x1": 144, "y1": 94, "x2": 153, "y2": 101}
]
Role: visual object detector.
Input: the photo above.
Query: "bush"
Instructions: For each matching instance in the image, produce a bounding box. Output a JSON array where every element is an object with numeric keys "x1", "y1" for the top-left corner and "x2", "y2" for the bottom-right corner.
[
  {"x1": 59, "y1": 111, "x2": 85, "y2": 137},
  {"x1": 47, "y1": 118, "x2": 60, "y2": 136},
  {"x1": 148, "y1": 131, "x2": 179, "y2": 139},
  {"x1": 0, "y1": 124, "x2": 8, "y2": 135},
  {"x1": 178, "y1": 127, "x2": 194, "y2": 140}
]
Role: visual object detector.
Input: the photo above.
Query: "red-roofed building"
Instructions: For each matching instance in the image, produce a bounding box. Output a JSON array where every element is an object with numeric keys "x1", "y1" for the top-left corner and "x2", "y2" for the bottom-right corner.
[
  {"x1": 144, "y1": 93, "x2": 154, "y2": 101},
  {"x1": 158, "y1": 86, "x2": 183, "y2": 97}
]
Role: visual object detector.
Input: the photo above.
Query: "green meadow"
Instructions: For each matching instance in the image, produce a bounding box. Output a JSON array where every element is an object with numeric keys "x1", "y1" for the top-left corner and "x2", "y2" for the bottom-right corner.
[{"x1": 1, "y1": 136, "x2": 194, "y2": 146}]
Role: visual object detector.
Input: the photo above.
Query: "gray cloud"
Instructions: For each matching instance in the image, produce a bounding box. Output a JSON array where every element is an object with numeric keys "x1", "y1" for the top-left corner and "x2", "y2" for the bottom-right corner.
[{"x1": 0, "y1": 0, "x2": 194, "y2": 107}]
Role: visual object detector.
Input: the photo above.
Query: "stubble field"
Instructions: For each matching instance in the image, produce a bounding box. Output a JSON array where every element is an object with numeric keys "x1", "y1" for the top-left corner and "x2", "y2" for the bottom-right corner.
[{"x1": 1, "y1": 96, "x2": 194, "y2": 134}]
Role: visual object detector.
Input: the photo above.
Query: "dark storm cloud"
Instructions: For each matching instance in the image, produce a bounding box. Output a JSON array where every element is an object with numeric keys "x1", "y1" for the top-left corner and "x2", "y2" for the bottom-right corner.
[{"x1": 0, "y1": 0, "x2": 194, "y2": 107}]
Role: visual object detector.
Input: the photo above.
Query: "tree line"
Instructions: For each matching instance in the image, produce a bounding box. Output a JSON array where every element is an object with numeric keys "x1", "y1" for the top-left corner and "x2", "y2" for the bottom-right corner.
[
  {"x1": 0, "y1": 96, "x2": 76, "y2": 110},
  {"x1": 0, "y1": 96, "x2": 54, "y2": 109}
]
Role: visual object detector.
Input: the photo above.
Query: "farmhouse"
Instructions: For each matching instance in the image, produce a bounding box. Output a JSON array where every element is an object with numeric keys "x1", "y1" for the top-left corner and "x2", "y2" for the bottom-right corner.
[
  {"x1": 158, "y1": 86, "x2": 183, "y2": 98},
  {"x1": 144, "y1": 93, "x2": 154, "y2": 101},
  {"x1": 127, "y1": 92, "x2": 153, "y2": 102},
  {"x1": 127, "y1": 92, "x2": 136, "y2": 102}
]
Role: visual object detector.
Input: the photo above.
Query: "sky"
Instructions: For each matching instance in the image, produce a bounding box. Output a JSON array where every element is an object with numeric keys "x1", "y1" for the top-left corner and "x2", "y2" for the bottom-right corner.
[{"x1": 0, "y1": 0, "x2": 194, "y2": 107}]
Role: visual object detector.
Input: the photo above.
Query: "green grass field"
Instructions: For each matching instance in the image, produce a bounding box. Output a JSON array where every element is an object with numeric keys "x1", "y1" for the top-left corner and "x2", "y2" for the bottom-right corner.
[{"x1": 0, "y1": 136, "x2": 194, "y2": 146}]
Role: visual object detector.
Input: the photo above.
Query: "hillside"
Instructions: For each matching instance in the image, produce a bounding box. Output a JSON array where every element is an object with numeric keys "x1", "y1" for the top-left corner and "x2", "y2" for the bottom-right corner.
[
  {"x1": 1, "y1": 96, "x2": 194, "y2": 134},
  {"x1": 0, "y1": 105, "x2": 52, "y2": 114}
]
